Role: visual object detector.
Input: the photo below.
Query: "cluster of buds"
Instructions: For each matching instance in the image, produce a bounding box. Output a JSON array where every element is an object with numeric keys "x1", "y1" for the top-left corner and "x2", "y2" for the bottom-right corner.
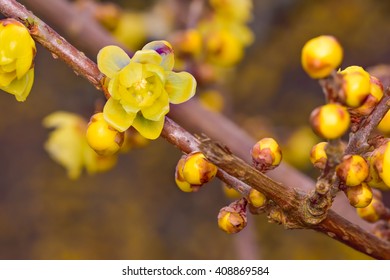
[
  {"x1": 302, "y1": 35, "x2": 390, "y2": 228},
  {"x1": 302, "y1": 36, "x2": 385, "y2": 140},
  {"x1": 174, "y1": 152, "x2": 218, "y2": 193}
]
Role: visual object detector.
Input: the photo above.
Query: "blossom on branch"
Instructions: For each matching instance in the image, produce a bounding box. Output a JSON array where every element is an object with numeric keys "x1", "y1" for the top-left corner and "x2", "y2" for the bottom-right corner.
[
  {"x1": 0, "y1": 18, "x2": 36, "y2": 101},
  {"x1": 97, "y1": 41, "x2": 197, "y2": 139}
]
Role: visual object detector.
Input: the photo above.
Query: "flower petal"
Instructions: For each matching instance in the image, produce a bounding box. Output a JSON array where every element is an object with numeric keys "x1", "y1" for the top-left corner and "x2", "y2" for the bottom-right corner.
[
  {"x1": 103, "y1": 97, "x2": 136, "y2": 132},
  {"x1": 15, "y1": 50, "x2": 34, "y2": 78},
  {"x1": 118, "y1": 62, "x2": 143, "y2": 88},
  {"x1": 142, "y1": 41, "x2": 174, "y2": 71},
  {"x1": 165, "y1": 71, "x2": 197, "y2": 104},
  {"x1": 97, "y1": 45, "x2": 130, "y2": 78},
  {"x1": 141, "y1": 91, "x2": 169, "y2": 121},
  {"x1": 0, "y1": 70, "x2": 16, "y2": 87},
  {"x1": 0, "y1": 68, "x2": 34, "y2": 101},
  {"x1": 132, "y1": 113, "x2": 165, "y2": 140},
  {"x1": 131, "y1": 49, "x2": 162, "y2": 65}
]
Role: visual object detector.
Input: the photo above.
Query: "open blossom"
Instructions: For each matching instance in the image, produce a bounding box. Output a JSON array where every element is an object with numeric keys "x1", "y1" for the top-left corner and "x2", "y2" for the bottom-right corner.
[
  {"x1": 97, "y1": 41, "x2": 197, "y2": 139},
  {"x1": 0, "y1": 18, "x2": 36, "y2": 101},
  {"x1": 43, "y1": 111, "x2": 118, "y2": 179}
]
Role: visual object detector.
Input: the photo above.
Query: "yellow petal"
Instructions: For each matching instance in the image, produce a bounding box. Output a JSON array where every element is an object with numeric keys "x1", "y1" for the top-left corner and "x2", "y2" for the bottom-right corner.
[
  {"x1": 16, "y1": 50, "x2": 33, "y2": 78},
  {"x1": 0, "y1": 71, "x2": 16, "y2": 87},
  {"x1": 42, "y1": 111, "x2": 84, "y2": 129},
  {"x1": 97, "y1": 45, "x2": 130, "y2": 78},
  {"x1": 0, "y1": 68, "x2": 34, "y2": 101},
  {"x1": 165, "y1": 71, "x2": 197, "y2": 104},
  {"x1": 144, "y1": 63, "x2": 165, "y2": 83},
  {"x1": 132, "y1": 113, "x2": 165, "y2": 140},
  {"x1": 119, "y1": 62, "x2": 143, "y2": 88},
  {"x1": 131, "y1": 49, "x2": 162, "y2": 65},
  {"x1": 142, "y1": 41, "x2": 174, "y2": 71},
  {"x1": 141, "y1": 91, "x2": 169, "y2": 121},
  {"x1": 1, "y1": 61, "x2": 16, "y2": 72},
  {"x1": 103, "y1": 97, "x2": 136, "y2": 132}
]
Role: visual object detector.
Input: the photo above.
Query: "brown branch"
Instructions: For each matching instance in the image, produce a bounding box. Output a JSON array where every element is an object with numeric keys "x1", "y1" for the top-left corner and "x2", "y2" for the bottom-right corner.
[
  {"x1": 345, "y1": 91, "x2": 390, "y2": 154},
  {"x1": 197, "y1": 137, "x2": 390, "y2": 259},
  {"x1": 0, "y1": 0, "x2": 103, "y2": 89},
  {"x1": 2, "y1": 0, "x2": 389, "y2": 259}
]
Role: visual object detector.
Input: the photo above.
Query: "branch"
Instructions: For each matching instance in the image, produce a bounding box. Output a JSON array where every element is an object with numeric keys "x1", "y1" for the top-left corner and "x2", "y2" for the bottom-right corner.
[
  {"x1": 2, "y1": 0, "x2": 390, "y2": 259},
  {"x1": 345, "y1": 92, "x2": 390, "y2": 154}
]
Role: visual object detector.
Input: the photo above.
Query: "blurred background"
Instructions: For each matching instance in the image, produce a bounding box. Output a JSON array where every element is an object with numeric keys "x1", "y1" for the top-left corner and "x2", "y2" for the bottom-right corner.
[{"x1": 1, "y1": 0, "x2": 390, "y2": 259}]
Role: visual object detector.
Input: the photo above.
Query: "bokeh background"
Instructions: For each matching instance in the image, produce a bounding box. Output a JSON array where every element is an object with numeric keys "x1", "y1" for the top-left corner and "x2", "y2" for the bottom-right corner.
[{"x1": 1, "y1": 0, "x2": 390, "y2": 259}]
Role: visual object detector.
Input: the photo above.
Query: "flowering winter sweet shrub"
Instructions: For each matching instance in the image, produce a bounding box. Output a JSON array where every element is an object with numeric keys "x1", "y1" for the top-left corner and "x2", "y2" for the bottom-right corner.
[{"x1": 97, "y1": 40, "x2": 196, "y2": 139}]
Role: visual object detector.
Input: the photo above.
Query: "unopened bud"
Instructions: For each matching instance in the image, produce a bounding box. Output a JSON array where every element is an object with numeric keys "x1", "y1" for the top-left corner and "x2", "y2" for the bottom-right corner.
[
  {"x1": 339, "y1": 66, "x2": 371, "y2": 108},
  {"x1": 175, "y1": 155, "x2": 201, "y2": 192},
  {"x1": 336, "y1": 154, "x2": 369, "y2": 187},
  {"x1": 251, "y1": 138, "x2": 282, "y2": 172},
  {"x1": 344, "y1": 183, "x2": 373, "y2": 208},
  {"x1": 301, "y1": 35, "x2": 343, "y2": 79},
  {"x1": 310, "y1": 103, "x2": 350, "y2": 139},
  {"x1": 356, "y1": 197, "x2": 384, "y2": 223},
  {"x1": 182, "y1": 152, "x2": 217, "y2": 185},
  {"x1": 309, "y1": 142, "x2": 328, "y2": 169},
  {"x1": 217, "y1": 199, "x2": 247, "y2": 234},
  {"x1": 86, "y1": 112, "x2": 124, "y2": 156},
  {"x1": 248, "y1": 189, "x2": 267, "y2": 208}
]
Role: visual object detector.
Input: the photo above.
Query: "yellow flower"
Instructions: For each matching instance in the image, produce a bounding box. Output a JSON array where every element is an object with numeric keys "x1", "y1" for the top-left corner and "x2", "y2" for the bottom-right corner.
[
  {"x1": 209, "y1": 0, "x2": 253, "y2": 23},
  {"x1": 198, "y1": 15, "x2": 253, "y2": 67},
  {"x1": 0, "y1": 18, "x2": 36, "y2": 101},
  {"x1": 97, "y1": 41, "x2": 197, "y2": 139},
  {"x1": 43, "y1": 111, "x2": 117, "y2": 179}
]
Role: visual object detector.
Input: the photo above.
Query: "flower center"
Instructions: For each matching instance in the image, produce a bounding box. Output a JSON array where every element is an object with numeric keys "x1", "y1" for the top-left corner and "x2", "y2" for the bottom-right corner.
[{"x1": 134, "y1": 78, "x2": 147, "y2": 91}]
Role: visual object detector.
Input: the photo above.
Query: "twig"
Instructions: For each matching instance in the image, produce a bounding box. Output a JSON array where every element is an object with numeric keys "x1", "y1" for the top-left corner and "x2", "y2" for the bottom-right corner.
[
  {"x1": 345, "y1": 91, "x2": 390, "y2": 154},
  {"x1": 2, "y1": 0, "x2": 390, "y2": 259}
]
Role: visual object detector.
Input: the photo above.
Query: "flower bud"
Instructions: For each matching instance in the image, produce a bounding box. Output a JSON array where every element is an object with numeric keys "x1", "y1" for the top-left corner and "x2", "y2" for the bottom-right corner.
[
  {"x1": 344, "y1": 182, "x2": 373, "y2": 208},
  {"x1": 86, "y1": 112, "x2": 124, "y2": 156},
  {"x1": 175, "y1": 155, "x2": 201, "y2": 192},
  {"x1": 366, "y1": 150, "x2": 390, "y2": 191},
  {"x1": 182, "y1": 152, "x2": 218, "y2": 185},
  {"x1": 171, "y1": 29, "x2": 202, "y2": 57},
  {"x1": 248, "y1": 189, "x2": 267, "y2": 208},
  {"x1": 217, "y1": 199, "x2": 247, "y2": 234},
  {"x1": 352, "y1": 76, "x2": 383, "y2": 116},
  {"x1": 309, "y1": 142, "x2": 328, "y2": 169},
  {"x1": 356, "y1": 197, "x2": 383, "y2": 223},
  {"x1": 339, "y1": 66, "x2": 371, "y2": 108},
  {"x1": 251, "y1": 138, "x2": 282, "y2": 172},
  {"x1": 301, "y1": 35, "x2": 343, "y2": 79},
  {"x1": 336, "y1": 154, "x2": 369, "y2": 187},
  {"x1": 377, "y1": 110, "x2": 390, "y2": 134},
  {"x1": 310, "y1": 103, "x2": 350, "y2": 139},
  {"x1": 369, "y1": 141, "x2": 390, "y2": 189},
  {"x1": 222, "y1": 183, "x2": 242, "y2": 199}
]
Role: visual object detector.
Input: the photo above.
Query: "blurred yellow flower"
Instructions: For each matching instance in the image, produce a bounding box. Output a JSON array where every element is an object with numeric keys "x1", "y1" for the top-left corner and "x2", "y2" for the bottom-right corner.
[
  {"x1": 43, "y1": 111, "x2": 117, "y2": 179},
  {"x1": 210, "y1": 0, "x2": 253, "y2": 22},
  {"x1": 97, "y1": 41, "x2": 197, "y2": 139},
  {"x1": 0, "y1": 18, "x2": 36, "y2": 101}
]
